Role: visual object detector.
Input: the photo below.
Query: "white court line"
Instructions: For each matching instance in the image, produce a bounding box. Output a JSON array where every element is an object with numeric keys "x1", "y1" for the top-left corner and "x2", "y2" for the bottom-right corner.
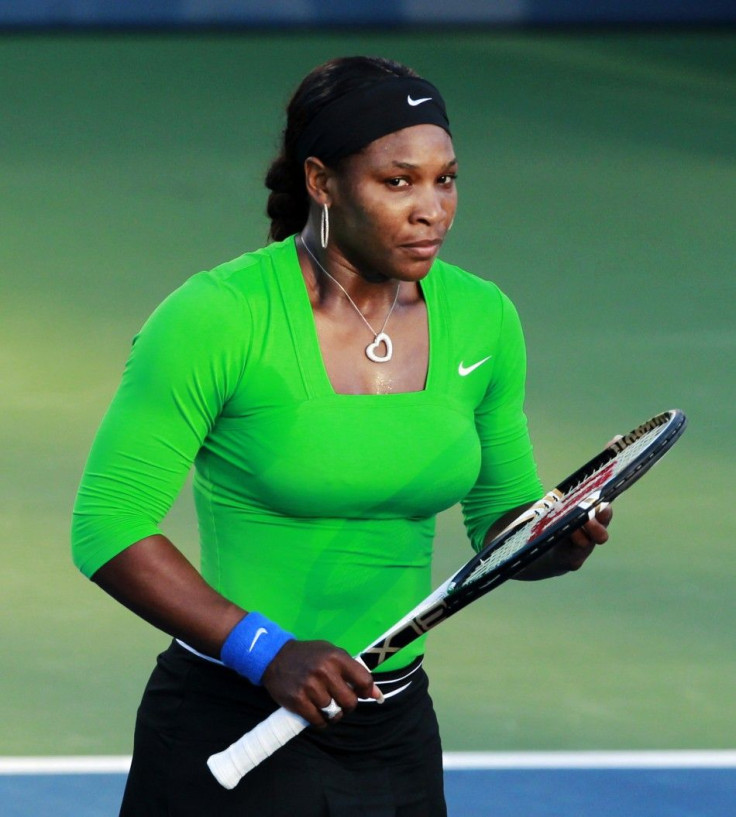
[
  {"x1": 443, "y1": 751, "x2": 736, "y2": 769},
  {"x1": 2, "y1": 752, "x2": 736, "y2": 775},
  {"x1": 0, "y1": 757, "x2": 131, "y2": 775}
]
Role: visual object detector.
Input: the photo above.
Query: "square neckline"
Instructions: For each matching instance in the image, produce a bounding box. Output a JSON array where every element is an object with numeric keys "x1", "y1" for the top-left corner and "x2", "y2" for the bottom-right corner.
[{"x1": 282, "y1": 236, "x2": 438, "y2": 399}]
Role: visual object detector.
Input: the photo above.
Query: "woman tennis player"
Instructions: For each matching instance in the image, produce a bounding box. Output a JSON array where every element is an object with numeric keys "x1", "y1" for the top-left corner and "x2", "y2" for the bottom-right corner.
[{"x1": 71, "y1": 56, "x2": 611, "y2": 816}]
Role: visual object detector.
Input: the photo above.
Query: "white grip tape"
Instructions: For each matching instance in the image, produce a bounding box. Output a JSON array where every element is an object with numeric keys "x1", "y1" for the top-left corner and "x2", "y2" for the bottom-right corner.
[{"x1": 207, "y1": 706, "x2": 309, "y2": 789}]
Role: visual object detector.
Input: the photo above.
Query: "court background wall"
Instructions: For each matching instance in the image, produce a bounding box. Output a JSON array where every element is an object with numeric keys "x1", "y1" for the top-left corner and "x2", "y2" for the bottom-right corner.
[
  {"x1": 1, "y1": 24, "x2": 734, "y2": 756},
  {"x1": 2, "y1": 0, "x2": 736, "y2": 27}
]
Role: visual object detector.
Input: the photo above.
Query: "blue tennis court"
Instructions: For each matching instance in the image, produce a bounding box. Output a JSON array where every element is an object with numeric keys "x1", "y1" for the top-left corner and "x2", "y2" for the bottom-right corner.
[{"x1": 3, "y1": 753, "x2": 735, "y2": 816}]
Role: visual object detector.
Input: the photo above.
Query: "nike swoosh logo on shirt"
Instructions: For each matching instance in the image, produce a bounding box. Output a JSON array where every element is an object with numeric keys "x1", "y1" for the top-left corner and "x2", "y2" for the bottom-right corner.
[
  {"x1": 407, "y1": 95, "x2": 432, "y2": 106},
  {"x1": 248, "y1": 627, "x2": 268, "y2": 651},
  {"x1": 458, "y1": 356, "x2": 492, "y2": 376}
]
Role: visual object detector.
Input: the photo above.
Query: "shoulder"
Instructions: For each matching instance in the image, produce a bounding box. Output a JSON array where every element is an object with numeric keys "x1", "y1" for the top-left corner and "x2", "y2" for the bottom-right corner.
[
  {"x1": 142, "y1": 238, "x2": 295, "y2": 336},
  {"x1": 182, "y1": 237, "x2": 294, "y2": 305},
  {"x1": 205, "y1": 236, "x2": 295, "y2": 287},
  {"x1": 429, "y1": 257, "x2": 520, "y2": 331}
]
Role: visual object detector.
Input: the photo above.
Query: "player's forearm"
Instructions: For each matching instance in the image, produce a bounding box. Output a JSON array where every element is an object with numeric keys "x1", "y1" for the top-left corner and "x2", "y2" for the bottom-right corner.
[
  {"x1": 91, "y1": 534, "x2": 246, "y2": 658},
  {"x1": 93, "y1": 535, "x2": 380, "y2": 725}
]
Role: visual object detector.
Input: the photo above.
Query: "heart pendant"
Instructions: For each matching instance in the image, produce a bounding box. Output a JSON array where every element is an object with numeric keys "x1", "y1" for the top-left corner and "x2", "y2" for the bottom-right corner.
[{"x1": 365, "y1": 332, "x2": 393, "y2": 363}]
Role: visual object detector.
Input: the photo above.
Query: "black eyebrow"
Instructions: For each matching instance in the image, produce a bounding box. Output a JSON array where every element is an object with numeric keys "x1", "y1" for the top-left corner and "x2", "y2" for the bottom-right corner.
[{"x1": 389, "y1": 158, "x2": 458, "y2": 171}]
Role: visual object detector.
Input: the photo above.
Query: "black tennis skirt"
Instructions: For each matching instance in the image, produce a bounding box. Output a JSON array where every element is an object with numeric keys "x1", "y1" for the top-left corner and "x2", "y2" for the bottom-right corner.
[{"x1": 119, "y1": 640, "x2": 447, "y2": 817}]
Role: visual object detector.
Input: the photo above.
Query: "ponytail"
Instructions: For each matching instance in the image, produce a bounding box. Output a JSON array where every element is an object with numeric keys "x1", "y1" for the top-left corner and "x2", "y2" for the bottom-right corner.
[{"x1": 265, "y1": 153, "x2": 308, "y2": 242}]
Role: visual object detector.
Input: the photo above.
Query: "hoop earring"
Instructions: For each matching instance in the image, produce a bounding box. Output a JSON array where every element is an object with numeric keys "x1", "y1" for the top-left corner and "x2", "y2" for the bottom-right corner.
[{"x1": 321, "y1": 204, "x2": 330, "y2": 249}]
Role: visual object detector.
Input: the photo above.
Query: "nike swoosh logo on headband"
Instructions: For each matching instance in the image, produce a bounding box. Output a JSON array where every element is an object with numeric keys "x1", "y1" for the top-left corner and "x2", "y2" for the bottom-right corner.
[{"x1": 407, "y1": 95, "x2": 432, "y2": 106}]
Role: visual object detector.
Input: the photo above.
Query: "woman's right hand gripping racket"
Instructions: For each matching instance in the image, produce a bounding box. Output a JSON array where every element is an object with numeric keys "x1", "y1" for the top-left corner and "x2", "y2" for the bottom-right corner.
[{"x1": 208, "y1": 408, "x2": 687, "y2": 789}]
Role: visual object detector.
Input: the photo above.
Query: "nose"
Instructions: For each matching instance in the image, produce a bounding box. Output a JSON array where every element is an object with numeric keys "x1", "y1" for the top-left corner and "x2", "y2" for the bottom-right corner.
[
  {"x1": 411, "y1": 184, "x2": 444, "y2": 226},
  {"x1": 411, "y1": 183, "x2": 454, "y2": 229}
]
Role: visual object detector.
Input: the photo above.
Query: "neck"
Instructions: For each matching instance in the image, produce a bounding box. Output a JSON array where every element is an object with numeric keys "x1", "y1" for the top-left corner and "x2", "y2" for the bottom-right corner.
[{"x1": 298, "y1": 234, "x2": 397, "y2": 311}]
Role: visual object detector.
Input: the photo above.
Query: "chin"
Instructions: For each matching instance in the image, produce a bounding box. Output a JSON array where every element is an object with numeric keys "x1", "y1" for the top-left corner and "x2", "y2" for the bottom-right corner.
[{"x1": 396, "y1": 256, "x2": 437, "y2": 282}]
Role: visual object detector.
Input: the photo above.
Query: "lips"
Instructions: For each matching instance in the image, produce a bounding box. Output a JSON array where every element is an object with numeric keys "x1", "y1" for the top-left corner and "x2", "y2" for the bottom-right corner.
[{"x1": 400, "y1": 239, "x2": 442, "y2": 259}]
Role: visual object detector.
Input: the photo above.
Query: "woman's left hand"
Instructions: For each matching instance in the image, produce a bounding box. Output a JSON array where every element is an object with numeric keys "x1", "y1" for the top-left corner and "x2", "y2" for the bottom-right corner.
[
  {"x1": 555, "y1": 501, "x2": 613, "y2": 571},
  {"x1": 514, "y1": 502, "x2": 613, "y2": 580}
]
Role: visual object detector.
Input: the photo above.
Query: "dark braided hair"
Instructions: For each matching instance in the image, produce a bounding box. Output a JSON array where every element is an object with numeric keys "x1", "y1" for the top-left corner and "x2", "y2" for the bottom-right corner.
[{"x1": 265, "y1": 57, "x2": 419, "y2": 242}]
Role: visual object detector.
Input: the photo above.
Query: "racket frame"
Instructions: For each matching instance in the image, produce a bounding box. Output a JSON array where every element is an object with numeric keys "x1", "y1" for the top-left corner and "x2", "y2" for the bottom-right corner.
[{"x1": 207, "y1": 408, "x2": 687, "y2": 786}]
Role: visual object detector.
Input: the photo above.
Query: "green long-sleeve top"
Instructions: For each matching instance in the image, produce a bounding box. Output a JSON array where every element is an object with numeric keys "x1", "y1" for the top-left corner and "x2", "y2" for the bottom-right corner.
[{"x1": 72, "y1": 237, "x2": 542, "y2": 669}]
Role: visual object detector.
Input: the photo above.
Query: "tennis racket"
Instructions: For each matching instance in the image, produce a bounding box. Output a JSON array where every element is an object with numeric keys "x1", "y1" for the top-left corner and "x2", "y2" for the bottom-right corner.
[{"x1": 208, "y1": 408, "x2": 687, "y2": 789}]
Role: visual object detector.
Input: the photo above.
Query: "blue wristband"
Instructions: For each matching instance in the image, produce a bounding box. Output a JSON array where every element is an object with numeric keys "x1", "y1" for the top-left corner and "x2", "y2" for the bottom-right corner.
[{"x1": 220, "y1": 612, "x2": 295, "y2": 686}]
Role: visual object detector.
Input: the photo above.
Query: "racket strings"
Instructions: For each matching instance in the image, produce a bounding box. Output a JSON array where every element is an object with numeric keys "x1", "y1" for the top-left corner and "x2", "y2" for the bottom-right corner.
[{"x1": 459, "y1": 422, "x2": 673, "y2": 589}]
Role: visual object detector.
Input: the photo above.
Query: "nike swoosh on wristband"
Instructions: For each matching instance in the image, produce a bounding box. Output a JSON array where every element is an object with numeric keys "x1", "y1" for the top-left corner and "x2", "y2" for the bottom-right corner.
[
  {"x1": 407, "y1": 95, "x2": 432, "y2": 106},
  {"x1": 248, "y1": 627, "x2": 268, "y2": 652},
  {"x1": 458, "y1": 356, "x2": 492, "y2": 376}
]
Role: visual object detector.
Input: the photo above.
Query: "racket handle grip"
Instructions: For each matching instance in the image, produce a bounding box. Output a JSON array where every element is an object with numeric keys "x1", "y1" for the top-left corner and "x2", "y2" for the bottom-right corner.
[{"x1": 207, "y1": 706, "x2": 308, "y2": 789}]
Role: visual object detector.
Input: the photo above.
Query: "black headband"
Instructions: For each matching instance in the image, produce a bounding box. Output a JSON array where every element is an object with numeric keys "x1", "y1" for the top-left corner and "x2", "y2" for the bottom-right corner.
[{"x1": 296, "y1": 76, "x2": 451, "y2": 166}]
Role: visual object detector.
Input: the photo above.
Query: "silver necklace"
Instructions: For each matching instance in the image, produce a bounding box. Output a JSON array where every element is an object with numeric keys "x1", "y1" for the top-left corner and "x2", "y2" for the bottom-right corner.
[{"x1": 301, "y1": 238, "x2": 401, "y2": 363}]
